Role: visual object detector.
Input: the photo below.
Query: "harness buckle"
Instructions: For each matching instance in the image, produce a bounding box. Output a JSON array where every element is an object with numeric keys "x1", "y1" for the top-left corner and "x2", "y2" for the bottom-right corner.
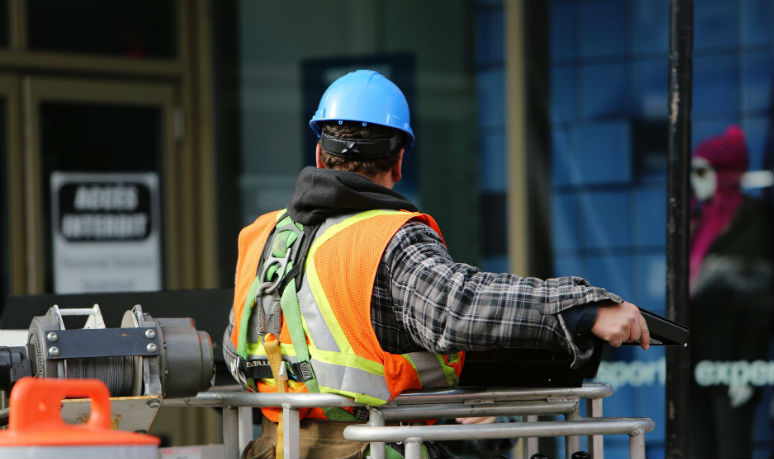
[{"x1": 295, "y1": 361, "x2": 314, "y2": 382}]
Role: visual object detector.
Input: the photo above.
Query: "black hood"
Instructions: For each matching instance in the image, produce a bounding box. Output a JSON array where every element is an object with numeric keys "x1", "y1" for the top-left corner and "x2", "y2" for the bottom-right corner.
[{"x1": 287, "y1": 167, "x2": 418, "y2": 225}]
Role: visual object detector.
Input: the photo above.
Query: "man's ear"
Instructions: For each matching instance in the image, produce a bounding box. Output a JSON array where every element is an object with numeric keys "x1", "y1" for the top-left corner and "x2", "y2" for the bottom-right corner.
[
  {"x1": 315, "y1": 143, "x2": 324, "y2": 168},
  {"x1": 391, "y1": 149, "x2": 404, "y2": 184}
]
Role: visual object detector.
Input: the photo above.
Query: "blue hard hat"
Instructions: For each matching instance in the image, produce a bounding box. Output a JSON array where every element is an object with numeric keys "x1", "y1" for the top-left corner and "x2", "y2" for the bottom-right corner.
[{"x1": 309, "y1": 70, "x2": 415, "y2": 154}]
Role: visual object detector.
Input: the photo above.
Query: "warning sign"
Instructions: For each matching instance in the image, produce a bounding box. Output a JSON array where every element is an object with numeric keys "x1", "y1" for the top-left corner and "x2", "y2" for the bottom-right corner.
[{"x1": 51, "y1": 172, "x2": 162, "y2": 294}]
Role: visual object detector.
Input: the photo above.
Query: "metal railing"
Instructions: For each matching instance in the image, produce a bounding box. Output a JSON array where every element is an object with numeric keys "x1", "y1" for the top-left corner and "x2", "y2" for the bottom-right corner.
[{"x1": 164, "y1": 383, "x2": 654, "y2": 459}]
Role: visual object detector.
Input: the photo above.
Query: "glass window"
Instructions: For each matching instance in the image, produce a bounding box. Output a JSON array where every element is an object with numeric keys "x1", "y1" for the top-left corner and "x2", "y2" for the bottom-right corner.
[
  {"x1": 548, "y1": 0, "x2": 670, "y2": 456},
  {"x1": 0, "y1": 0, "x2": 9, "y2": 48},
  {"x1": 547, "y1": 0, "x2": 774, "y2": 457},
  {"x1": 27, "y1": 0, "x2": 177, "y2": 58},
  {"x1": 228, "y1": 0, "x2": 479, "y2": 275},
  {"x1": 39, "y1": 102, "x2": 164, "y2": 292}
]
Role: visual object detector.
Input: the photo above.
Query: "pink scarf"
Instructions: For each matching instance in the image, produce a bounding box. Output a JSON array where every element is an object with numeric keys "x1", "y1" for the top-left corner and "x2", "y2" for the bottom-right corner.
[{"x1": 689, "y1": 126, "x2": 748, "y2": 291}]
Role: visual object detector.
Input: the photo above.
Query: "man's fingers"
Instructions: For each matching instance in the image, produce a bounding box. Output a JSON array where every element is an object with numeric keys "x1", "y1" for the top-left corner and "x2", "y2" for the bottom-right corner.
[
  {"x1": 590, "y1": 301, "x2": 652, "y2": 350},
  {"x1": 627, "y1": 314, "x2": 640, "y2": 343},
  {"x1": 638, "y1": 313, "x2": 650, "y2": 350}
]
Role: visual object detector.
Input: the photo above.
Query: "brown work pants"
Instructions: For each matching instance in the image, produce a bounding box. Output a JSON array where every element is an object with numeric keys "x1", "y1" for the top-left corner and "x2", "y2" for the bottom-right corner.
[{"x1": 242, "y1": 416, "x2": 368, "y2": 459}]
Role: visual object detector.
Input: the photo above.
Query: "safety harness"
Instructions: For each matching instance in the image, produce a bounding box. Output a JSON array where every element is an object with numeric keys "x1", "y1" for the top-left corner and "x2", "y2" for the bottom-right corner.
[{"x1": 235, "y1": 213, "x2": 358, "y2": 457}]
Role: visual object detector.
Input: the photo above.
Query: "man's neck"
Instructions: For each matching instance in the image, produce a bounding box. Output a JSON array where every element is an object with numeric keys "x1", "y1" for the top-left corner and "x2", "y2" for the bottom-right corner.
[{"x1": 361, "y1": 171, "x2": 395, "y2": 189}]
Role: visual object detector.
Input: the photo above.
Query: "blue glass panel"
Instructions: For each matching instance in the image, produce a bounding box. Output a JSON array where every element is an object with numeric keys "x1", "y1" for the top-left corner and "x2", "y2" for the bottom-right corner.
[
  {"x1": 636, "y1": 253, "x2": 667, "y2": 314},
  {"x1": 475, "y1": 7, "x2": 504, "y2": 66},
  {"x1": 692, "y1": 118, "x2": 739, "y2": 152},
  {"x1": 741, "y1": 0, "x2": 774, "y2": 46},
  {"x1": 480, "y1": 192, "x2": 508, "y2": 256},
  {"x1": 605, "y1": 441, "x2": 631, "y2": 459},
  {"x1": 552, "y1": 192, "x2": 582, "y2": 252},
  {"x1": 630, "y1": 0, "x2": 669, "y2": 55},
  {"x1": 631, "y1": 347, "x2": 667, "y2": 444},
  {"x1": 583, "y1": 253, "x2": 634, "y2": 299},
  {"x1": 479, "y1": 132, "x2": 506, "y2": 192},
  {"x1": 581, "y1": 190, "x2": 632, "y2": 249},
  {"x1": 742, "y1": 117, "x2": 773, "y2": 172},
  {"x1": 481, "y1": 255, "x2": 509, "y2": 274},
  {"x1": 632, "y1": 59, "x2": 669, "y2": 118},
  {"x1": 476, "y1": 69, "x2": 505, "y2": 130},
  {"x1": 634, "y1": 187, "x2": 666, "y2": 246},
  {"x1": 551, "y1": 126, "x2": 577, "y2": 186},
  {"x1": 580, "y1": 63, "x2": 628, "y2": 119},
  {"x1": 741, "y1": 50, "x2": 774, "y2": 113},
  {"x1": 596, "y1": 371, "x2": 637, "y2": 415},
  {"x1": 550, "y1": 0, "x2": 576, "y2": 60},
  {"x1": 553, "y1": 254, "x2": 583, "y2": 278},
  {"x1": 694, "y1": 0, "x2": 740, "y2": 50},
  {"x1": 693, "y1": 54, "x2": 740, "y2": 115},
  {"x1": 551, "y1": 65, "x2": 576, "y2": 123},
  {"x1": 579, "y1": 0, "x2": 627, "y2": 57},
  {"x1": 752, "y1": 388, "x2": 774, "y2": 458},
  {"x1": 577, "y1": 121, "x2": 632, "y2": 184},
  {"x1": 647, "y1": 443, "x2": 667, "y2": 459}
]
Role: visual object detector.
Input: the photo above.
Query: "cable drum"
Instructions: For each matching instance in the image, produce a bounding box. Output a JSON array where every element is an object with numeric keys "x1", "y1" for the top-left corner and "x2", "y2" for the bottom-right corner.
[
  {"x1": 64, "y1": 357, "x2": 135, "y2": 396},
  {"x1": 27, "y1": 313, "x2": 136, "y2": 396}
]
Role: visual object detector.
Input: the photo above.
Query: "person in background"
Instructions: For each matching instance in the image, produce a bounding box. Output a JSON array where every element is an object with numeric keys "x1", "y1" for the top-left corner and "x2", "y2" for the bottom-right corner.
[{"x1": 688, "y1": 125, "x2": 774, "y2": 458}]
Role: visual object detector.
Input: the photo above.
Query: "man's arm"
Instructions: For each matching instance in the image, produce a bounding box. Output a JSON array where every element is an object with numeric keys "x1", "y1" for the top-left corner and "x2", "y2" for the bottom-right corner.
[
  {"x1": 222, "y1": 308, "x2": 248, "y2": 386},
  {"x1": 384, "y1": 222, "x2": 649, "y2": 365}
]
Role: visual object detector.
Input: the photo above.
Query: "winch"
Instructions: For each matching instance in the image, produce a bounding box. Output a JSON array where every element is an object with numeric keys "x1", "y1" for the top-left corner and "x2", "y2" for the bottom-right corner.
[{"x1": 0, "y1": 304, "x2": 214, "y2": 398}]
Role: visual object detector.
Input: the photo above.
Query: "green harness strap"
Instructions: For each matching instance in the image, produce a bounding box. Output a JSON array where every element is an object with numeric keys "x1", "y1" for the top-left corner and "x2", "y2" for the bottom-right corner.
[
  {"x1": 237, "y1": 274, "x2": 264, "y2": 359},
  {"x1": 241, "y1": 214, "x2": 356, "y2": 421},
  {"x1": 280, "y1": 276, "x2": 357, "y2": 421}
]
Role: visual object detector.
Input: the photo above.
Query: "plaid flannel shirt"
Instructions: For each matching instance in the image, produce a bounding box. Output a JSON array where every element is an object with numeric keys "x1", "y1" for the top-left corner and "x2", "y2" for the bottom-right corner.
[{"x1": 223, "y1": 220, "x2": 622, "y2": 380}]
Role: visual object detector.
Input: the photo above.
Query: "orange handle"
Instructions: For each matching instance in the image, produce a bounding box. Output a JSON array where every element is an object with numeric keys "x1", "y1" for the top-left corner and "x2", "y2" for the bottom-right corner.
[{"x1": 9, "y1": 377, "x2": 112, "y2": 432}]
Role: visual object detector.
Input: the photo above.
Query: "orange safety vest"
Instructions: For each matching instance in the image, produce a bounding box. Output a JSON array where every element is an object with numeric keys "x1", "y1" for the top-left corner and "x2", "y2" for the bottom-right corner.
[{"x1": 231, "y1": 209, "x2": 465, "y2": 421}]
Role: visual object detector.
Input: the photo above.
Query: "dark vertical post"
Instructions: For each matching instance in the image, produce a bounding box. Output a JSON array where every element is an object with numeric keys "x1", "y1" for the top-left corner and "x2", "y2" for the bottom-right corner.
[{"x1": 665, "y1": 0, "x2": 693, "y2": 457}]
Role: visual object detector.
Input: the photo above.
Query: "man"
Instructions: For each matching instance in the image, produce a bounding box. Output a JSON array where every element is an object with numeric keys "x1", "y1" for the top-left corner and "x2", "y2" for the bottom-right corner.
[{"x1": 223, "y1": 69, "x2": 649, "y2": 459}]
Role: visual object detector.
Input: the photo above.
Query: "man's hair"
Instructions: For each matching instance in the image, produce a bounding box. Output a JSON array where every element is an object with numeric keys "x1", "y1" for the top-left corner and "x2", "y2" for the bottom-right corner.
[{"x1": 319, "y1": 122, "x2": 404, "y2": 176}]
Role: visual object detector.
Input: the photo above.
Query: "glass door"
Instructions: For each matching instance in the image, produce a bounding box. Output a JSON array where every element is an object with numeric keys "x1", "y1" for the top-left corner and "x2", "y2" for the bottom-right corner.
[{"x1": 21, "y1": 77, "x2": 184, "y2": 293}]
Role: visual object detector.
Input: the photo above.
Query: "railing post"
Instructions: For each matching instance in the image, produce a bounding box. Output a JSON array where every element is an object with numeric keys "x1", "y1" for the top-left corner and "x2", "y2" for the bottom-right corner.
[
  {"x1": 629, "y1": 428, "x2": 647, "y2": 459},
  {"x1": 238, "y1": 406, "x2": 253, "y2": 455},
  {"x1": 283, "y1": 403, "x2": 301, "y2": 459},
  {"x1": 524, "y1": 415, "x2": 539, "y2": 457},
  {"x1": 587, "y1": 398, "x2": 604, "y2": 458},
  {"x1": 565, "y1": 403, "x2": 581, "y2": 457},
  {"x1": 404, "y1": 437, "x2": 424, "y2": 459},
  {"x1": 368, "y1": 407, "x2": 386, "y2": 459},
  {"x1": 222, "y1": 406, "x2": 240, "y2": 459}
]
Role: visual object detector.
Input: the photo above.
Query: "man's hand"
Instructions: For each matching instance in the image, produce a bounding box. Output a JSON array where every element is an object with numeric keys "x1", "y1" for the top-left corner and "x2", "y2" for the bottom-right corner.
[
  {"x1": 590, "y1": 301, "x2": 650, "y2": 350},
  {"x1": 455, "y1": 416, "x2": 496, "y2": 425}
]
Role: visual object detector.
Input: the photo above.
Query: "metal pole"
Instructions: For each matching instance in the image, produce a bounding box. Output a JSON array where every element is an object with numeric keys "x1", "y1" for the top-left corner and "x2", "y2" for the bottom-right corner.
[
  {"x1": 630, "y1": 429, "x2": 647, "y2": 459},
  {"x1": 565, "y1": 406, "x2": 581, "y2": 457},
  {"x1": 238, "y1": 406, "x2": 253, "y2": 455},
  {"x1": 222, "y1": 406, "x2": 240, "y2": 459},
  {"x1": 666, "y1": 0, "x2": 693, "y2": 457},
  {"x1": 525, "y1": 415, "x2": 539, "y2": 457},
  {"x1": 587, "y1": 398, "x2": 604, "y2": 458},
  {"x1": 368, "y1": 407, "x2": 386, "y2": 459},
  {"x1": 404, "y1": 438, "x2": 424, "y2": 459},
  {"x1": 283, "y1": 404, "x2": 301, "y2": 459}
]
